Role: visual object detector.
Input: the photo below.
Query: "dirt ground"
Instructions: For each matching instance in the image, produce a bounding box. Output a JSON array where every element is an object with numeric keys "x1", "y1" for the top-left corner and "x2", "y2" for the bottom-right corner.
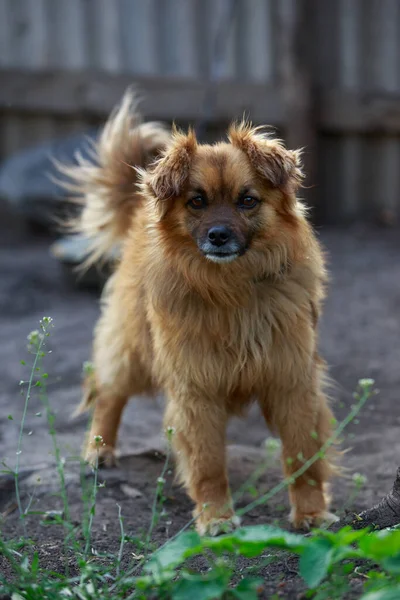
[{"x1": 1, "y1": 204, "x2": 400, "y2": 599}]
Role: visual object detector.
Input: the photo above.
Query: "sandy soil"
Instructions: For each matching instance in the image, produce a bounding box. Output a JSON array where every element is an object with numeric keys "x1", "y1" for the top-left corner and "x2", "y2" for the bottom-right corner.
[{"x1": 1, "y1": 206, "x2": 400, "y2": 598}]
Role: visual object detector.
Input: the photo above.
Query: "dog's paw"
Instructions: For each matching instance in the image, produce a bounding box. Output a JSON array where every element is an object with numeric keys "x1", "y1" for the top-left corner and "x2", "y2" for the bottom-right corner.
[
  {"x1": 196, "y1": 514, "x2": 241, "y2": 537},
  {"x1": 84, "y1": 446, "x2": 117, "y2": 469},
  {"x1": 290, "y1": 508, "x2": 339, "y2": 530}
]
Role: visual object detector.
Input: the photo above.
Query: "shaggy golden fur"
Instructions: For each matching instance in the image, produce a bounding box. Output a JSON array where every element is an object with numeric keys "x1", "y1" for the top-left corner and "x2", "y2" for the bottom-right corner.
[
  {"x1": 55, "y1": 89, "x2": 171, "y2": 268},
  {"x1": 59, "y1": 90, "x2": 338, "y2": 535}
]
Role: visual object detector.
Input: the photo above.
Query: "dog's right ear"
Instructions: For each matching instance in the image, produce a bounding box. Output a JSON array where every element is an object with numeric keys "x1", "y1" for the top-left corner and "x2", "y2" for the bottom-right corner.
[{"x1": 144, "y1": 126, "x2": 197, "y2": 217}]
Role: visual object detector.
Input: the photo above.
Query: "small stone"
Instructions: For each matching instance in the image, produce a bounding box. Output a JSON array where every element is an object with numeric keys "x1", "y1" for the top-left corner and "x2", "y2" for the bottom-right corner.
[
  {"x1": 120, "y1": 483, "x2": 142, "y2": 499},
  {"x1": 43, "y1": 510, "x2": 64, "y2": 521}
]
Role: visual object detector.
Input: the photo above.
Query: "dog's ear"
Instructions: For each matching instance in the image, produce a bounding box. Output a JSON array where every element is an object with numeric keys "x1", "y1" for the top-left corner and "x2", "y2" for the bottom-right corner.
[
  {"x1": 228, "y1": 121, "x2": 304, "y2": 203},
  {"x1": 145, "y1": 126, "x2": 197, "y2": 217}
]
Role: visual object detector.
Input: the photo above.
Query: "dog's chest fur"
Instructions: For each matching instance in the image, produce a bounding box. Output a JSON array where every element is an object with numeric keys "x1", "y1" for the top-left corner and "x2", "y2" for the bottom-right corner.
[{"x1": 149, "y1": 277, "x2": 314, "y2": 399}]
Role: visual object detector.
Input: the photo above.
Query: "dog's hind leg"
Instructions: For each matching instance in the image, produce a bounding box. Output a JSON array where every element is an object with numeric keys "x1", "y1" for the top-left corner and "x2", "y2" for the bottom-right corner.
[
  {"x1": 84, "y1": 390, "x2": 130, "y2": 468},
  {"x1": 82, "y1": 287, "x2": 153, "y2": 468}
]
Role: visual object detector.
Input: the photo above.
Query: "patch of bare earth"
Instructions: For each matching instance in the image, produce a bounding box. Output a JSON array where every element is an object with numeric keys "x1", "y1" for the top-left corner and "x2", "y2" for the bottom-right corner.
[{"x1": 1, "y1": 212, "x2": 400, "y2": 598}]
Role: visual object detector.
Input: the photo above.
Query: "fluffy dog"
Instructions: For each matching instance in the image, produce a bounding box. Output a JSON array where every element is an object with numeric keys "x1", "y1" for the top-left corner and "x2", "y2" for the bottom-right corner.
[{"x1": 59, "y1": 90, "x2": 338, "y2": 535}]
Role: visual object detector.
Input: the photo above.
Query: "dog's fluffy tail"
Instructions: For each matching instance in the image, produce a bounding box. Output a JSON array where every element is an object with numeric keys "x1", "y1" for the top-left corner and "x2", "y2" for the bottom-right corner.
[{"x1": 55, "y1": 88, "x2": 171, "y2": 269}]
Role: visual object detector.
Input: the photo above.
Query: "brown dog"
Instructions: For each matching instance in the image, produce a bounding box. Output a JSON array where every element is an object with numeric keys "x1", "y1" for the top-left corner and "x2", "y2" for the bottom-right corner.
[{"x1": 59, "y1": 90, "x2": 338, "y2": 535}]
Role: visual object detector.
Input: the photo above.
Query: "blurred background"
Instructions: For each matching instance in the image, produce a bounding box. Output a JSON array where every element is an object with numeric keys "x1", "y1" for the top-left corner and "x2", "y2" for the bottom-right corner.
[
  {"x1": 1, "y1": 0, "x2": 400, "y2": 518},
  {"x1": 0, "y1": 0, "x2": 399, "y2": 226}
]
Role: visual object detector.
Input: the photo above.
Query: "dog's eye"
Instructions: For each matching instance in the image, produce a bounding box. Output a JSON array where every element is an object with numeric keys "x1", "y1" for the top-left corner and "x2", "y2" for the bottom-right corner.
[
  {"x1": 238, "y1": 196, "x2": 259, "y2": 209},
  {"x1": 187, "y1": 195, "x2": 206, "y2": 209}
]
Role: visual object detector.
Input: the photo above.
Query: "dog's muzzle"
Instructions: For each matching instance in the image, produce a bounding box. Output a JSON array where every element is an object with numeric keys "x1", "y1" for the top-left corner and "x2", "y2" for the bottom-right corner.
[{"x1": 199, "y1": 225, "x2": 242, "y2": 264}]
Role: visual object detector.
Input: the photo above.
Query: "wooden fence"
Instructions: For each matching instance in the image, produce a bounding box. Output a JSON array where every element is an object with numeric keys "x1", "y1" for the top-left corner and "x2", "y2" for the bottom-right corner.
[{"x1": 0, "y1": 0, "x2": 400, "y2": 223}]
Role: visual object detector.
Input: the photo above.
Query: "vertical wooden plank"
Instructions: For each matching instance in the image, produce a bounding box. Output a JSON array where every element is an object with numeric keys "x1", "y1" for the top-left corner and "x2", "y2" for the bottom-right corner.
[
  {"x1": 233, "y1": 0, "x2": 246, "y2": 79},
  {"x1": 194, "y1": 0, "x2": 238, "y2": 138},
  {"x1": 207, "y1": 0, "x2": 236, "y2": 80},
  {"x1": 377, "y1": 139, "x2": 400, "y2": 223},
  {"x1": 27, "y1": 0, "x2": 48, "y2": 68},
  {"x1": 7, "y1": 0, "x2": 48, "y2": 69},
  {"x1": 119, "y1": 0, "x2": 158, "y2": 75},
  {"x1": 235, "y1": 0, "x2": 272, "y2": 82},
  {"x1": 312, "y1": 0, "x2": 340, "y2": 87},
  {"x1": 222, "y1": 0, "x2": 237, "y2": 79},
  {"x1": 45, "y1": 0, "x2": 87, "y2": 69},
  {"x1": 90, "y1": 0, "x2": 121, "y2": 72},
  {"x1": 318, "y1": 137, "x2": 344, "y2": 224},
  {"x1": 360, "y1": 137, "x2": 382, "y2": 220},
  {"x1": 275, "y1": 0, "x2": 317, "y2": 210},
  {"x1": 359, "y1": 0, "x2": 377, "y2": 221},
  {"x1": 83, "y1": 0, "x2": 98, "y2": 69},
  {"x1": 248, "y1": 0, "x2": 273, "y2": 82},
  {"x1": 340, "y1": 137, "x2": 361, "y2": 221},
  {"x1": 157, "y1": 0, "x2": 198, "y2": 76},
  {"x1": 361, "y1": 0, "x2": 400, "y2": 91},
  {"x1": 197, "y1": 0, "x2": 238, "y2": 81},
  {"x1": 360, "y1": 0, "x2": 400, "y2": 222},
  {"x1": 193, "y1": 0, "x2": 209, "y2": 77},
  {"x1": 337, "y1": 0, "x2": 363, "y2": 221},
  {"x1": 0, "y1": 0, "x2": 12, "y2": 67},
  {"x1": 360, "y1": 0, "x2": 380, "y2": 89},
  {"x1": 375, "y1": 0, "x2": 400, "y2": 91},
  {"x1": 376, "y1": 0, "x2": 400, "y2": 222},
  {"x1": 338, "y1": 0, "x2": 362, "y2": 90}
]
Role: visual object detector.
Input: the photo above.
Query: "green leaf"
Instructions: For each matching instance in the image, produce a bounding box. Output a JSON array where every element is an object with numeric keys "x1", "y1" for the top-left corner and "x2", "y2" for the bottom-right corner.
[
  {"x1": 382, "y1": 552, "x2": 400, "y2": 574},
  {"x1": 232, "y1": 577, "x2": 264, "y2": 600},
  {"x1": 135, "y1": 570, "x2": 176, "y2": 590},
  {"x1": 299, "y1": 539, "x2": 334, "y2": 588},
  {"x1": 146, "y1": 531, "x2": 202, "y2": 572},
  {"x1": 1, "y1": 468, "x2": 14, "y2": 475},
  {"x1": 359, "y1": 530, "x2": 400, "y2": 560},
  {"x1": 172, "y1": 576, "x2": 227, "y2": 600},
  {"x1": 206, "y1": 525, "x2": 306, "y2": 558},
  {"x1": 30, "y1": 551, "x2": 39, "y2": 574},
  {"x1": 314, "y1": 525, "x2": 369, "y2": 547},
  {"x1": 360, "y1": 587, "x2": 400, "y2": 600}
]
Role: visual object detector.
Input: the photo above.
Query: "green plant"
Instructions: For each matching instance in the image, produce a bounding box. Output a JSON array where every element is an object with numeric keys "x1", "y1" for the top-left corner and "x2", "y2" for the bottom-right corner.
[
  {"x1": 132, "y1": 523, "x2": 400, "y2": 599},
  {"x1": 4, "y1": 318, "x2": 54, "y2": 534},
  {"x1": 1, "y1": 324, "x2": 398, "y2": 600}
]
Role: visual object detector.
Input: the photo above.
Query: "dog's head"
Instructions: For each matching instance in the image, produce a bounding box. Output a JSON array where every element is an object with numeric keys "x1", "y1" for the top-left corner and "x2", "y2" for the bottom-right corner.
[{"x1": 142, "y1": 122, "x2": 305, "y2": 275}]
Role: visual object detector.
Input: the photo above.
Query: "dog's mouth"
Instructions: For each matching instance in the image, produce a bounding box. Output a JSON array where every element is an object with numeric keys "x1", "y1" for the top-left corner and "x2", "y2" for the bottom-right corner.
[
  {"x1": 203, "y1": 251, "x2": 240, "y2": 264},
  {"x1": 199, "y1": 237, "x2": 245, "y2": 264}
]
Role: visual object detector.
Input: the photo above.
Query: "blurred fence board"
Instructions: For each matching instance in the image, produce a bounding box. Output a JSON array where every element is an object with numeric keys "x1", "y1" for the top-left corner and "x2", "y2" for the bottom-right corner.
[
  {"x1": 2, "y1": 70, "x2": 400, "y2": 134},
  {"x1": 0, "y1": 0, "x2": 400, "y2": 223},
  {"x1": 0, "y1": 70, "x2": 283, "y2": 123}
]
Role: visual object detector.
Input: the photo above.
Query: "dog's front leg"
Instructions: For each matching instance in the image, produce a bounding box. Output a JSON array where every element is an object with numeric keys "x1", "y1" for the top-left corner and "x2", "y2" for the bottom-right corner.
[
  {"x1": 262, "y1": 375, "x2": 339, "y2": 529},
  {"x1": 164, "y1": 390, "x2": 238, "y2": 536}
]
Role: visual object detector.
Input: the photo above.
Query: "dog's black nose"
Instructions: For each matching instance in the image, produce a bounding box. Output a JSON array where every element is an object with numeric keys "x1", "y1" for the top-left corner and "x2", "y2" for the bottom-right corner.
[{"x1": 207, "y1": 226, "x2": 232, "y2": 247}]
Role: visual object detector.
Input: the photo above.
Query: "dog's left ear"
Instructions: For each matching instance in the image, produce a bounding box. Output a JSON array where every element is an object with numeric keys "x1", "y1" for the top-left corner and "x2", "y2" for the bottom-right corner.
[
  {"x1": 144, "y1": 126, "x2": 197, "y2": 217},
  {"x1": 228, "y1": 121, "x2": 304, "y2": 204}
]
